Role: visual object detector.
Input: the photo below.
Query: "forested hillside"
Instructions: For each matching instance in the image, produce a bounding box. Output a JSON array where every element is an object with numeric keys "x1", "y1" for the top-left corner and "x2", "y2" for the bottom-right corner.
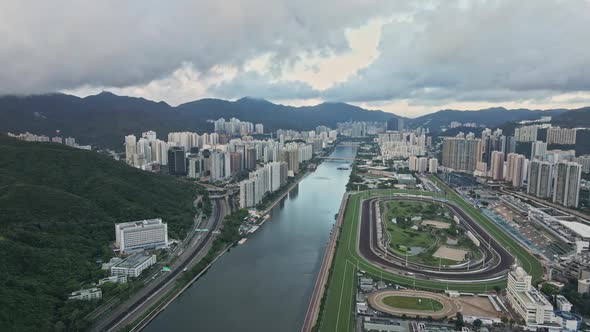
[{"x1": 0, "y1": 136, "x2": 198, "y2": 331}]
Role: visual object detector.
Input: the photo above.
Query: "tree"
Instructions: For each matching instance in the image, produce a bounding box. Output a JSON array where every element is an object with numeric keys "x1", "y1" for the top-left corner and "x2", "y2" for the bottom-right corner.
[
  {"x1": 540, "y1": 283, "x2": 559, "y2": 297},
  {"x1": 455, "y1": 312, "x2": 465, "y2": 330},
  {"x1": 501, "y1": 316, "x2": 508, "y2": 325},
  {"x1": 493, "y1": 285, "x2": 502, "y2": 294},
  {"x1": 473, "y1": 319, "x2": 482, "y2": 331}
]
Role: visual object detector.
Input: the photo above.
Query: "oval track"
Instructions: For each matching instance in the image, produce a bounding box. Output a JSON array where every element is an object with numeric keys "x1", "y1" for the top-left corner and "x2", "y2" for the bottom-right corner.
[{"x1": 358, "y1": 196, "x2": 513, "y2": 281}]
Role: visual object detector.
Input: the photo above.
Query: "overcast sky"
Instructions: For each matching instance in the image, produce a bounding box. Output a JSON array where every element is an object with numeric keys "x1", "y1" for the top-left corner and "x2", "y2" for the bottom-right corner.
[{"x1": 2, "y1": 0, "x2": 590, "y2": 117}]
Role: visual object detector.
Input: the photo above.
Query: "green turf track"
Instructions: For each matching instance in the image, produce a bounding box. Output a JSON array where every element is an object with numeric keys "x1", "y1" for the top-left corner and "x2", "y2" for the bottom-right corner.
[{"x1": 316, "y1": 178, "x2": 543, "y2": 332}]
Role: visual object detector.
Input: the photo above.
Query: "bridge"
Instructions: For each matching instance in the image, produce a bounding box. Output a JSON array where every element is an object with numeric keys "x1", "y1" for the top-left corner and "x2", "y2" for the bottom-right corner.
[
  {"x1": 317, "y1": 156, "x2": 358, "y2": 161},
  {"x1": 338, "y1": 142, "x2": 362, "y2": 147}
]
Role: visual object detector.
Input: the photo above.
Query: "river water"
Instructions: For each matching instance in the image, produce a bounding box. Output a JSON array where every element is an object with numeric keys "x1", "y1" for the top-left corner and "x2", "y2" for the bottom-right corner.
[{"x1": 144, "y1": 145, "x2": 356, "y2": 332}]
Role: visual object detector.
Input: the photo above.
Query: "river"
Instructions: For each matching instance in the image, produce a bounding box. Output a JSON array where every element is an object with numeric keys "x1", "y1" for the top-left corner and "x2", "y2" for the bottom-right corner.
[{"x1": 143, "y1": 145, "x2": 356, "y2": 332}]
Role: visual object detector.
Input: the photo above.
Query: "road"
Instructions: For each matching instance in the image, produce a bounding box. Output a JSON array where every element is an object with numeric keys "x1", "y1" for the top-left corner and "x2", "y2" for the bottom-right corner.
[{"x1": 91, "y1": 198, "x2": 228, "y2": 332}]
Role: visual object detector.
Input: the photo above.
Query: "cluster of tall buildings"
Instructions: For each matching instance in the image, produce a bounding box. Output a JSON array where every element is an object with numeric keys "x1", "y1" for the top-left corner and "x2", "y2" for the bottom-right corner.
[
  {"x1": 547, "y1": 126, "x2": 577, "y2": 145},
  {"x1": 441, "y1": 125, "x2": 585, "y2": 208},
  {"x1": 125, "y1": 130, "x2": 236, "y2": 170},
  {"x1": 236, "y1": 142, "x2": 316, "y2": 208},
  {"x1": 213, "y1": 117, "x2": 263, "y2": 135},
  {"x1": 441, "y1": 136, "x2": 482, "y2": 173},
  {"x1": 336, "y1": 121, "x2": 386, "y2": 137},
  {"x1": 239, "y1": 161, "x2": 288, "y2": 208},
  {"x1": 514, "y1": 125, "x2": 540, "y2": 142},
  {"x1": 276, "y1": 126, "x2": 337, "y2": 145},
  {"x1": 514, "y1": 124, "x2": 576, "y2": 145},
  {"x1": 8, "y1": 132, "x2": 91, "y2": 150},
  {"x1": 124, "y1": 122, "x2": 329, "y2": 185},
  {"x1": 528, "y1": 160, "x2": 582, "y2": 208},
  {"x1": 449, "y1": 121, "x2": 477, "y2": 128},
  {"x1": 408, "y1": 156, "x2": 438, "y2": 173},
  {"x1": 378, "y1": 131, "x2": 428, "y2": 159}
]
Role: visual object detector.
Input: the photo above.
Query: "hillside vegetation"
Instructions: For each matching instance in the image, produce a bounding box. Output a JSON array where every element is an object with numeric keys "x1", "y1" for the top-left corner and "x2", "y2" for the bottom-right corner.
[{"x1": 0, "y1": 136, "x2": 198, "y2": 331}]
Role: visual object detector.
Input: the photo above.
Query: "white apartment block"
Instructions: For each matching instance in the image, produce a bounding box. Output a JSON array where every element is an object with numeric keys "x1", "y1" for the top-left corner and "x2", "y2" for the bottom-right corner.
[
  {"x1": 515, "y1": 125, "x2": 539, "y2": 142},
  {"x1": 428, "y1": 158, "x2": 438, "y2": 173},
  {"x1": 115, "y1": 218, "x2": 168, "y2": 253},
  {"x1": 506, "y1": 267, "x2": 559, "y2": 331},
  {"x1": 547, "y1": 127, "x2": 577, "y2": 145}
]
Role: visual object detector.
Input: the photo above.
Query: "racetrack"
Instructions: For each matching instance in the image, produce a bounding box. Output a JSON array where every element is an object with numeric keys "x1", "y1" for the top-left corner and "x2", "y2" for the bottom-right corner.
[
  {"x1": 358, "y1": 196, "x2": 514, "y2": 281},
  {"x1": 368, "y1": 290, "x2": 459, "y2": 319}
]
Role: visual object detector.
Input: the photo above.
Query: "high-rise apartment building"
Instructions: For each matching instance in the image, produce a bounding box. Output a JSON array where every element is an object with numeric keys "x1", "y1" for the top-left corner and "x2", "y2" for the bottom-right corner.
[
  {"x1": 428, "y1": 158, "x2": 438, "y2": 173},
  {"x1": 167, "y1": 147, "x2": 187, "y2": 175},
  {"x1": 490, "y1": 151, "x2": 505, "y2": 180},
  {"x1": 527, "y1": 160, "x2": 554, "y2": 198},
  {"x1": 514, "y1": 125, "x2": 539, "y2": 142},
  {"x1": 506, "y1": 153, "x2": 526, "y2": 187},
  {"x1": 255, "y1": 123, "x2": 264, "y2": 134},
  {"x1": 125, "y1": 135, "x2": 137, "y2": 165},
  {"x1": 531, "y1": 141, "x2": 548, "y2": 161},
  {"x1": 553, "y1": 162, "x2": 582, "y2": 208},
  {"x1": 417, "y1": 157, "x2": 428, "y2": 173},
  {"x1": 441, "y1": 137, "x2": 481, "y2": 172},
  {"x1": 547, "y1": 127, "x2": 577, "y2": 145}
]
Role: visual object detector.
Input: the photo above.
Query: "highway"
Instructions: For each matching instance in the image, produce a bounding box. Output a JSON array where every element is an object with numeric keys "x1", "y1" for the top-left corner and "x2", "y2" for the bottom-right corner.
[
  {"x1": 91, "y1": 198, "x2": 228, "y2": 332},
  {"x1": 358, "y1": 196, "x2": 514, "y2": 281}
]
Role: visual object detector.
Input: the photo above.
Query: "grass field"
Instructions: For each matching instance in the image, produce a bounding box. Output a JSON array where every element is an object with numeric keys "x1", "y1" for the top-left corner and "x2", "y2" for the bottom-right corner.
[
  {"x1": 315, "y1": 180, "x2": 543, "y2": 332},
  {"x1": 382, "y1": 296, "x2": 444, "y2": 311}
]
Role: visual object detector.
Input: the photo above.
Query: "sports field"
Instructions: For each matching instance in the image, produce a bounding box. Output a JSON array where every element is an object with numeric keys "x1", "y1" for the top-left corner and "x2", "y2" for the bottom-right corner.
[
  {"x1": 382, "y1": 296, "x2": 443, "y2": 311},
  {"x1": 315, "y1": 178, "x2": 543, "y2": 332}
]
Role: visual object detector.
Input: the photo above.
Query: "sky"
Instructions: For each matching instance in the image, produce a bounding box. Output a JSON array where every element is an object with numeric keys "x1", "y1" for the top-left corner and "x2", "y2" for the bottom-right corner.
[{"x1": 2, "y1": 0, "x2": 590, "y2": 117}]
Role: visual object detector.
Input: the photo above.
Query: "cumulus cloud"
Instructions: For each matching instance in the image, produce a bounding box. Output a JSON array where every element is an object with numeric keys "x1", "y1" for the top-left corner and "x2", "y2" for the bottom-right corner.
[
  {"x1": 3, "y1": 0, "x2": 590, "y2": 112},
  {"x1": 323, "y1": 0, "x2": 590, "y2": 103},
  {"x1": 0, "y1": 0, "x2": 397, "y2": 94},
  {"x1": 208, "y1": 71, "x2": 319, "y2": 100}
]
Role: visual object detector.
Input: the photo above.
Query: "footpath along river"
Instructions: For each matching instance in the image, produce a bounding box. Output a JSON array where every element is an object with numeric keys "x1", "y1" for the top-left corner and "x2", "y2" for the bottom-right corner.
[{"x1": 143, "y1": 145, "x2": 357, "y2": 332}]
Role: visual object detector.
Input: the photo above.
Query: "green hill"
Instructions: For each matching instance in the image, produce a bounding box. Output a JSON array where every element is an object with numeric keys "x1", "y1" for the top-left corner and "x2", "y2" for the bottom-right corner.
[{"x1": 0, "y1": 136, "x2": 198, "y2": 331}]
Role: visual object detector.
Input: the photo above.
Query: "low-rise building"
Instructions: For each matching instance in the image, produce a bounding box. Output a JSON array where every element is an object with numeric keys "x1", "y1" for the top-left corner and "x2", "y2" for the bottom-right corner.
[
  {"x1": 556, "y1": 295, "x2": 573, "y2": 312},
  {"x1": 554, "y1": 311, "x2": 582, "y2": 332},
  {"x1": 68, "y1": 288, "x2": 102, "y2": 301},
  {"x1": 111, "y1": 253, "x2": 157, "y2": 278},
  {"x1": 98, "y1": 275, "x2": 128, "y2": 285},
  {"x1": 577, "y1": 278, "x2": 590, "y2": 293}
]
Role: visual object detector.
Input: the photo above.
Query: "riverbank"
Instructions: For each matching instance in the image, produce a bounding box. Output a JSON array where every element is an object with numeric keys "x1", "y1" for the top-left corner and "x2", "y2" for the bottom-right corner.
[
  {"x1": 257, "y1": 141, "x2": 341, "y2": 214},
  {"x1": 301, "y1": 192, "x2": 350, "y2": 332},
  {"x1": 127, "y1": 245, "x2": 229, "y2": 331}
]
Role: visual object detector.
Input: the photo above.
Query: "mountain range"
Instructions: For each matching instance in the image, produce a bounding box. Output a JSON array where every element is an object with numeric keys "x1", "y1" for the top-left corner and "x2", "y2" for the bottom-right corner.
[{"x1": 0, "y1": 92, "x2": 588, "y2": 149}]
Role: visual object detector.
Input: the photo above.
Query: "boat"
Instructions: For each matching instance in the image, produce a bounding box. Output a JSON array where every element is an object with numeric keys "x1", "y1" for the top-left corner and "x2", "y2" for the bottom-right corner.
[
  {"x1": 337, "y1": 167, "x2": 350, "y2": 170},
  {"x1": 248, "y1": 226, "x2": 260, "y2": 234},
  {"x1": 238, "y1": 238, "x2": 248, "y2": 245}
]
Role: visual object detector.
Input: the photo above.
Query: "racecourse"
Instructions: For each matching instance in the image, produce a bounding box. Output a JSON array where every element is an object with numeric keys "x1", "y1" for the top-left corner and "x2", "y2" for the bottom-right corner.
[
  {"x1": 316, "y1": 180, "x2": 543, "y2": 332},
  {"x1": 368, "y1": 290, "x2": 458, "y2": 319}
]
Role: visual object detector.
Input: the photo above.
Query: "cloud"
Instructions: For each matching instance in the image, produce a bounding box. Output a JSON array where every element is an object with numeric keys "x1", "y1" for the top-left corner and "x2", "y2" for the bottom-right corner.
[
  {"x1": 208, "y1": 71, "x2": 319, "y2": 100},
  {"x1": 323, "y1": 0, "x2": 590, "y2": 103},
  {"x1": 0, "y1": 0, "x2": 396, "y2": 94}
]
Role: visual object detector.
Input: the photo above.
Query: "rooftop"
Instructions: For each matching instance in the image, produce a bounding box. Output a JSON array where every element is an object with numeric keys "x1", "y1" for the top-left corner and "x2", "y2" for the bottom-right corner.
[
  {"x1": 117, "y1": 218, "x2": 164, "y2": 229},
  {"x1": 113, "y1": 253, "x2": 155, "y2": 269}
]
